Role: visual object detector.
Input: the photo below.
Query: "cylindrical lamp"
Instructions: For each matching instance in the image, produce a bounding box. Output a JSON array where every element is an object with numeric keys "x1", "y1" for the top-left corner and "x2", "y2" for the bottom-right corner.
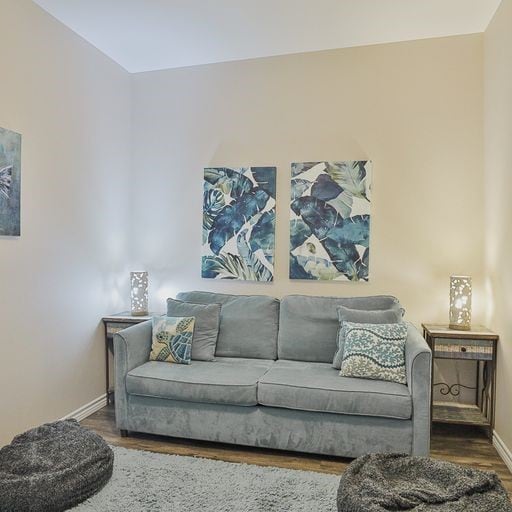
[
  {"x1": 130, "y1": 271, "x2": 148, "y2": 316},
  {"x1": 449, "y1": 275, "x2": 472, "y2": 330}
]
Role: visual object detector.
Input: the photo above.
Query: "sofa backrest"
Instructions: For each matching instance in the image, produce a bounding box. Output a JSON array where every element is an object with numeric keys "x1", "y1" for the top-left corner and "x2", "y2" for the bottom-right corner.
[
  {"x1": 176, "y1": 291, "x2": 279, "y2": 360},
  {"x1": 278, "y1": 294, "x2": 401, "y2": 363}
]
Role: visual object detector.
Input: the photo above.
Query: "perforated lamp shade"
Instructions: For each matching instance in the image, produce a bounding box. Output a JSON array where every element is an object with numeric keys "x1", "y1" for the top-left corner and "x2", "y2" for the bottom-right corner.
[
  {"x1": 449, "y1": 275, "x2": 472, "y2": 330},
  {"x1": 130, "y1": 271, "x2": 148, "y2": 316}
]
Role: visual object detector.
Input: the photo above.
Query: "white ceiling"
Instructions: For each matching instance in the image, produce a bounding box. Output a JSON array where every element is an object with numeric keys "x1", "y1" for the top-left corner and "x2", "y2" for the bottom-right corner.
[{"x1": 33, "y1": 0, "x2": 501, "y2": 73}]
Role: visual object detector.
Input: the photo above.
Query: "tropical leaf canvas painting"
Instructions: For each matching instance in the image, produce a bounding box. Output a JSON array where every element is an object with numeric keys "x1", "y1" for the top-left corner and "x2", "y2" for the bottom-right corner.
[
  {"x1": 0, "y1": 127, "x2": 21, "y2": 236},
  {"x1": 202, "y1": 167, "x2": 276, "y2": 281},
  {"x1": 290, "y1": 161, "x2": 371, "y2": 281}
]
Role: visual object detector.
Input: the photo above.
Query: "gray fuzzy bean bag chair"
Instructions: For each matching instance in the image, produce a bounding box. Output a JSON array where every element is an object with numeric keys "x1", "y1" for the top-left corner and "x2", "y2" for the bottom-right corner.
[
  {"x1": 0, "y1": 419, "x2": 113, "y2": 512},
  {"x1": 338, "y1": 453, "x2": 512, "y2": 511}
]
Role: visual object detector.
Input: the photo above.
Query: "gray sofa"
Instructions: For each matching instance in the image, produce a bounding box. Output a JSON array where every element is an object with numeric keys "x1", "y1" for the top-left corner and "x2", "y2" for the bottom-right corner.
[{"x1": 114, "y1": 291, "x2": 432, "y2": 458}]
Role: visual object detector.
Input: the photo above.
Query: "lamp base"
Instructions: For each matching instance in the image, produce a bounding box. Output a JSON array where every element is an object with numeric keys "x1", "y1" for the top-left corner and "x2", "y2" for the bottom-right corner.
[
  {"x1": 449, "y1": 323, "x2": 471, "y2": 331},
  {"x1": 131, "y1": 311, "x2": 149, "y2": 317}
]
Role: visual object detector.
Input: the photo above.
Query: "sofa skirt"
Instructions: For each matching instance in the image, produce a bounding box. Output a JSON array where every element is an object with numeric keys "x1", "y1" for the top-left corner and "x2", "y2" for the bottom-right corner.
[{"x1": 119, "y1": 394, "x2": 413, "y2": 458}]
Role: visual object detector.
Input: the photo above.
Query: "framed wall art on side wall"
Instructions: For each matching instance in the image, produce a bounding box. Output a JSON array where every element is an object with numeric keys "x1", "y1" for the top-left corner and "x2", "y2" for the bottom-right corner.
[{"x1": 0, "y1": 127, "x2": 21, "y2": 237}]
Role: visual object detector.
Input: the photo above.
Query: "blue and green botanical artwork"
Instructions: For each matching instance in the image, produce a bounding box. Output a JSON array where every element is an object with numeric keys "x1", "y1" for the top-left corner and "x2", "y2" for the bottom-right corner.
[
  {"x1": 290, "y1": 161, "x2": 371, "y2": 281},
  {"x1": 0, "y1": 127, "x2": 21, "y2": 236},
  {"x1": 202, "y1": 167, "x2": 276, "y2": 281}
]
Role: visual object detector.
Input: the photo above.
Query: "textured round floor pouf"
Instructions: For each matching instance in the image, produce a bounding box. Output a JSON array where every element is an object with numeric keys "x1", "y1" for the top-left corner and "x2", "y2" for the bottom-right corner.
[
  {"x1": 337, "y1": 453, "x2": 512, "y2": 512},
  {"x1": 0, "y1": 419, "x2": 113, "y2": 512}
]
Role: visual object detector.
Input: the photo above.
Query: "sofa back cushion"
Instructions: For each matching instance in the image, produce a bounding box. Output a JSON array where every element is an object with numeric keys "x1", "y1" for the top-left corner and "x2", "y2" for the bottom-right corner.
[
  {"x1": 176, "y1": 291, "x2": 279, "y2": 360},
  {"x1": 278, "y1": 294, "x2": 401, "y2": 363},
  {"x1": 167, "y1": 298, "x2": 221, "y2": 361}
]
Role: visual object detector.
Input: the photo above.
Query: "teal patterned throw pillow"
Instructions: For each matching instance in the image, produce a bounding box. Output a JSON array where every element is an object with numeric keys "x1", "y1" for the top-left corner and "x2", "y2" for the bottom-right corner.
[
  {"x1": 149, "y1": 316, "x2": 195, "y2": 364},
  {"x1": 339, "y1": 321, "x2": 408, "y2": 384}
]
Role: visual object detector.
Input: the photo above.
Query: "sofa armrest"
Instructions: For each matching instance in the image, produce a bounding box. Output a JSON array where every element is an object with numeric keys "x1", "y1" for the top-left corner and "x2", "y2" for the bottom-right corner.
[
  {"x1": 114, "y1": 320, "x2": 152, "y2": 429},
  {"x1": 405, "y1": 322, "x2": 432, "y2": 455}
]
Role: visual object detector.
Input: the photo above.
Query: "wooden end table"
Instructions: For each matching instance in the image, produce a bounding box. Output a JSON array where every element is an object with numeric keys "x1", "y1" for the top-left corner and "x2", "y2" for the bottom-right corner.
[
  {"x1": 422, "y1": 324, "x2": 498, "y2": 439},
  {"x1": 102, "y1": 312, "x2": 160, "y2": 404}
]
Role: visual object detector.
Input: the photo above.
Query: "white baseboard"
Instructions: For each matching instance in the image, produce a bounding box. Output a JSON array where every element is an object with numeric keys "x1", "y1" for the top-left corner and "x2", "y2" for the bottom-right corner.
[
  {"x1": 493, "y1": 431, "x2": 512, "y2": 473},
  {"x1": 61, "y1": 394, "x2": 107, "y2": 422}
]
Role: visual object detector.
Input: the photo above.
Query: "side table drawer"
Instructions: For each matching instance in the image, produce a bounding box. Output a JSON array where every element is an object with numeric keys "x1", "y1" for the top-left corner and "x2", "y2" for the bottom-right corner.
[
  {"x1": 105, "y1": 322, "x2": 135, "y2": 337},
  {"x1": 433, "y1": 338, "x2": 493, "y2": 360}
]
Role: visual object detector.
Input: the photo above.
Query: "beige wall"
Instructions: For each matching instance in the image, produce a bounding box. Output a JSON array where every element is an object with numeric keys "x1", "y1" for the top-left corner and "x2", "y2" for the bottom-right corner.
[
  {"x1": 0, "y1": 0, "x2": 131, "y2": 444},
  {"x1": 484, "y1": 0, "x2": 512, "y2": 452},
  {"x1": 0, "y1": 2, "x2": 495, "y2": 450},
  {"x1": 131, "y1": 35, "x2": 485, "y2": 329}
]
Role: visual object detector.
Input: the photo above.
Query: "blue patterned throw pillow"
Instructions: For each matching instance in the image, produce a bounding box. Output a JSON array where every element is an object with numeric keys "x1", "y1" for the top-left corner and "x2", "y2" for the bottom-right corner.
[
  {"x1": 339, "y1": 321, "x2": 408, "y2": 384},
  {"x1": 332, "y1": 304, "x2": 405, "y2": 370},
  {"x1": 149, "y1": 316, "x2": 195, "y2": 364}
]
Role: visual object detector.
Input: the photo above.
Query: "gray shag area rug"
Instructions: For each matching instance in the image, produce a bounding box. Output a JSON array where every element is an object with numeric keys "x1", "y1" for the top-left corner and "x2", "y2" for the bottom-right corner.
[
  {"x1": 74, "y1": 446, "x2": 339, "y2": 511},
  {"x1": 338, "y1": 453, "x2": 512, "y2": 512},
  {"x1": 0, "y1": 419, "x2": 113, "y2": 512}
]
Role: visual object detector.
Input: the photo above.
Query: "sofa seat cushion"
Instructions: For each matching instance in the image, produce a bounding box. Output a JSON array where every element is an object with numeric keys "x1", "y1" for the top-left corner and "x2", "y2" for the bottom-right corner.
[
  {"x1": 257, "y1": 360, "x2": 412, "y2": 420},
  {"x1": 126, "y1": 357, "x2": 274, "y2": 407}
]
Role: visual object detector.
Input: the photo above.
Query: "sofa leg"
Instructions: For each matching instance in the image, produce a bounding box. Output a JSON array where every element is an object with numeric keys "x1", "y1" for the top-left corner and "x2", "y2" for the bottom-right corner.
[{"x1": 120, "y1": 429, "x2": 129, "y2": 438}]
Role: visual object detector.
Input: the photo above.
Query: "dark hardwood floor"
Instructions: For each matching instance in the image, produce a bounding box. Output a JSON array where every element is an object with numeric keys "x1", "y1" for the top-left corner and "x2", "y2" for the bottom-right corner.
[{"x1": 83, "y1": 405, "x2": 512, "y2": 494}]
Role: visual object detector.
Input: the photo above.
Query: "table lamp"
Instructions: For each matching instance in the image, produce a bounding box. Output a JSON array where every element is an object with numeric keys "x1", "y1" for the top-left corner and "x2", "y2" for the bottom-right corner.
[
  {"x1": 449, "y1": 275, "x2": 472, "y2": 330},
  {"x1": 130, "y1": 271, "x2": 149, "y2": 316}
]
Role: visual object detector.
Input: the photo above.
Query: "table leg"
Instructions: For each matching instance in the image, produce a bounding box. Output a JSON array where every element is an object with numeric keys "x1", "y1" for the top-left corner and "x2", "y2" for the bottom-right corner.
[
  {"x1": 482, "y1": 361, "x2": 489, "y2": 418},
  {"x1": 475, "y1": 360, "x2": 480, "y2": 408},
  {"x1": 427, "y1": 334, "x2": 434, "y2": 429},
  {"x1": 104, "y1": 326, "x2": 110, "y2": 406},
  {"x1": 489, "y1": 347, "x2": 497, "y2": 440}
]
